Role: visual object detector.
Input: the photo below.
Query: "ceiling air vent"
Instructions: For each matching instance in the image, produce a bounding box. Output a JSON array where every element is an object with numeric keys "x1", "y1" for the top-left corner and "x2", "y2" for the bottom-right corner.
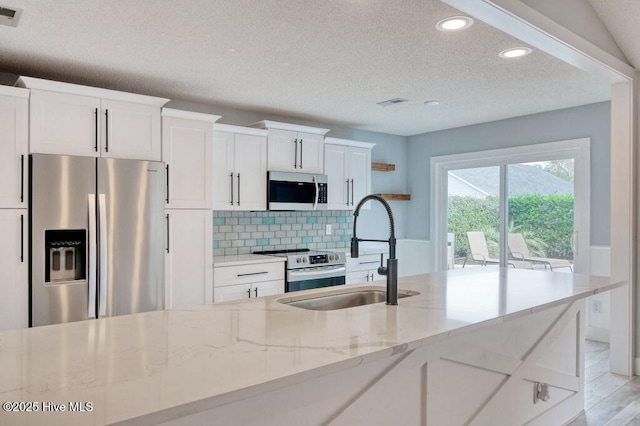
[
  {"x1": 0, "y1": 5, "x2": 22, "y2": 27},
  {"x1": 376, "y1": 98, "x2": 408, "y2": 107}
]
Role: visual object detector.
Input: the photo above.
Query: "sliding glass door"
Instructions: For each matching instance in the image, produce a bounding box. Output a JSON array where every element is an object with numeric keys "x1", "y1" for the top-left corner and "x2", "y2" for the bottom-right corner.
[{"x1": 433, "y1": 139, "x2": 589, "y2": 273}]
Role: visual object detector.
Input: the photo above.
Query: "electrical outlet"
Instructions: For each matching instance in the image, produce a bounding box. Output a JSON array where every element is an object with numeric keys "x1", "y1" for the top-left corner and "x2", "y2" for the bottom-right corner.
[
  {"x1": 325, "y1": 224, "x2": 332, "y2": 235},
  {"x1": 592, "y1": 300, "x2": 602, "y2": 314}
]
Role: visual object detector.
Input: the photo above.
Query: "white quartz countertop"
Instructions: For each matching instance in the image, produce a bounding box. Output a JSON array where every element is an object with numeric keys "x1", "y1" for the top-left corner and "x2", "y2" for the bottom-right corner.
[
  {"x1": 212, "y1": 253, "x2": 286, "y2": 266},
  {"x1": 0, "y1": 269, "x2": 624, "y2": 425}
]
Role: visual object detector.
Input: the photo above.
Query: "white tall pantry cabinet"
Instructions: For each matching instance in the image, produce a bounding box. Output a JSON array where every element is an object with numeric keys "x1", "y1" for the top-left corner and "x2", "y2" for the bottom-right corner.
[
  {"x1": 162, "y1": 109, "x2": 220, "y2": 309},
  {"x1": 0, "y1": 86, "x2": 29, "y2": 330}
]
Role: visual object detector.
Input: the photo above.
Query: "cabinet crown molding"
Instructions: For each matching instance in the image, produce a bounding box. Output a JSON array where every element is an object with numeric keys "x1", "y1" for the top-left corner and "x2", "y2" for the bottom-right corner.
[
  {"x1": 0, "y1": 85, "x2": 29, "y2": 98},
  {"x1": 18, "y1": 76, "x2": 170, "y2": 106},
  {"x1": 249, "y1": 120, "x2": 330, "y2": 135},
  {"x1": 324, "y1": 137, "x2": 376, "y2": 150},
  {"x1": 162, "y1": 108, "x2": 221, "y2": 123},
  {"x1": 213, "y1": 123, "x2": 268, "y2": 136}
]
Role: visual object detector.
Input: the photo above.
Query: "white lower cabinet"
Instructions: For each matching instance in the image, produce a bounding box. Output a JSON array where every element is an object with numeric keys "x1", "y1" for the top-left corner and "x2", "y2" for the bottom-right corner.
[
  {"x1": 346, "y1": 253, "x2": 388, "y2": 285},
  {"x1": 165, "y1": 210, "x2": 213, "y2": 308},
  {"x1": 213, "y1": 260, "x2": 284, "y2": 303},
  {"x1": 0, "y1": 209, "x2": 28, "y2": 330}
]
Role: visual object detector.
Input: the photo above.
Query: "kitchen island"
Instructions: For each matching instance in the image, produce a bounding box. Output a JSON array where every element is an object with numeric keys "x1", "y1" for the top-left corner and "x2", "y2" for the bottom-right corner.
[{"x1": 0, "y1": 268, "x2": 624, "y2": 425}]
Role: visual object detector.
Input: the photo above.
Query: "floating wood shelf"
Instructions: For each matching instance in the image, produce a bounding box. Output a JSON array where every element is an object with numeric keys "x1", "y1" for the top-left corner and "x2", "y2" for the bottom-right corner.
[
  {"x1": 371, "y1": 162, "x2": 395, "y2": 172},
  {"x1": 375, "y1": 193, "x2": 411, "y2": 201}
]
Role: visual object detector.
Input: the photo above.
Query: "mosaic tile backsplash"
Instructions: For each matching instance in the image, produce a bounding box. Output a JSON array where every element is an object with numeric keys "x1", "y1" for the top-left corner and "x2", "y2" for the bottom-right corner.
[{"x1": 212, "y1": 211, "x2": 354, "y2": 256}]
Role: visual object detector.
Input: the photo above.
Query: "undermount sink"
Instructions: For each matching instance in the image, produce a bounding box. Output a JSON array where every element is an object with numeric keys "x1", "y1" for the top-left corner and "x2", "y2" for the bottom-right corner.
[{"x1": 280, "y1": 288, "x2": 419, "y2": 311}]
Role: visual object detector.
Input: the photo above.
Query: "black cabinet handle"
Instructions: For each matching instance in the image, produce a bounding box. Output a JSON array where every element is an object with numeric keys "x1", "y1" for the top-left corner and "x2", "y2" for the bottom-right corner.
[
  {"x1": 350, "y1": 179, "x2": 354, "y2": 205},
  {"x1": 293, "y1": 139, "x2": 298, "y2": 168},
  {"x1": 299, "y1": 139, "x2": 303, "y2": 169},
  {"x1": 247, "y1": 288, "x2": 251, "y2": 298},
  {"x1": 165, "y1": 164, "x2": 170, "y2": 204},
  {"x1": 254, "y1": 287, "x2": 258, "y2": 298},
  {"x1": 230, "y1": 172, "x2": 234, "y2": 205},
  {"x1": 237, "y1": 173, "x2": 241, "y2": 206},
  {"x1": 166, "y1": 214, "x2": 170, "y2": 253},
  {"x1": 20, "y1": 155, "x2": 24, "y2": 203},
  {"x1": 20, "y1": 214, "x2": 24, "y2": 263},
  {"x1": 104, "y1": 109, "x2": 109, "y2": 152},
  {"x1": 94, "y1": 108, "x2": 99, "y2": 152},
  {"x1": 346, "y1": 179, "x2": 350, "y2": 206}
]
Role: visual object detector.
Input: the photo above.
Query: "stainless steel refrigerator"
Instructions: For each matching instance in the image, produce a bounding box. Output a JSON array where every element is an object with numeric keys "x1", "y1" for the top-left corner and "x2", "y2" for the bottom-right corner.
[{"x1": 29, "y1": 154, "x2": 165, "y2": 327}]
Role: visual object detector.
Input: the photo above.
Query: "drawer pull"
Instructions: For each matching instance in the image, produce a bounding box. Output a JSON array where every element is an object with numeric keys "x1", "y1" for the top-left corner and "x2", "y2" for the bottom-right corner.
[
  {"x1": 237, "y1": 271, "x2": 269, "y2": 277},
  {"x1": 359, "y1": 261, "x2": 379, "y2": 265}
]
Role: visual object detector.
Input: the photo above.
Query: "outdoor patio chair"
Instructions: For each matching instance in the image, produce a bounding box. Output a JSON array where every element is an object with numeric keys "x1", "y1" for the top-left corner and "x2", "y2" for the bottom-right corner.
[
  {"x1": 463, "y1": 231, "x2": 532, "y2": 269},
  {"x1": 508, "y1": 233, "x2": 573, "y2": 272}
]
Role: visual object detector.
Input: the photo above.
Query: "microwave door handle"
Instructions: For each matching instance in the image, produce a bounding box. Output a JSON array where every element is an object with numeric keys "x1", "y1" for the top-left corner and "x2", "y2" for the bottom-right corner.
[
  {"x1": 313, "y1": 176, "x2": 319, "y2": 210},
  {"x1": 98, "y1": 194, "x2": 108, "y2": 317},
  {"x1": 88, "y1": 194, "x2": 97, "y2": 319}
]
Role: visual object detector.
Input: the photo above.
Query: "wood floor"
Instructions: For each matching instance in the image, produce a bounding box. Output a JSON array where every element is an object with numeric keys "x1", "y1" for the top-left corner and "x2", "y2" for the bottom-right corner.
[{"x1": 567, "y1": 340, "x2": 640, "y2": 425}]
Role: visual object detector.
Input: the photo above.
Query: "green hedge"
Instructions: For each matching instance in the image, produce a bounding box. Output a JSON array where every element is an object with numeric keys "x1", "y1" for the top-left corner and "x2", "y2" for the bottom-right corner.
[{"x1": 448, "y1": 194, "x2": 574, "y2": 260}]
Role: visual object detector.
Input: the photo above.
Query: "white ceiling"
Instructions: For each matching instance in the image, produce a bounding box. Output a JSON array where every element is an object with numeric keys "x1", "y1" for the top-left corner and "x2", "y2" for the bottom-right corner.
[{"x1": 0, "y1": 0, "x2": 622, "y2": 136}]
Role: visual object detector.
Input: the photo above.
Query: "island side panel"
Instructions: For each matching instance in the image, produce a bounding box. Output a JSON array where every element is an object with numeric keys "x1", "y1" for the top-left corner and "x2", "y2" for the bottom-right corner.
[{"x1": 158, "y1": 300, "x2": 585, "y2": 426}]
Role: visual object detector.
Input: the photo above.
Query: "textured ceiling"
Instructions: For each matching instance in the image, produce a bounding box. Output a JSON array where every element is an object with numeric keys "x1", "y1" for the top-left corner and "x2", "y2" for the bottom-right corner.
[
  {"x1": 588, "y1": 0, "x2": 640, "y2": 68},
  {"x1": 0, "y1": 0, "x2": 612, "y2": 136}
]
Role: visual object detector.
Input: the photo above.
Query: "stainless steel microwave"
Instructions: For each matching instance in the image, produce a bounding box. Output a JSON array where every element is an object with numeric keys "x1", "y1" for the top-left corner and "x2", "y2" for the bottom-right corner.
[{"x1": 267, "y1": 171, "x2": 328, "y2": 211}]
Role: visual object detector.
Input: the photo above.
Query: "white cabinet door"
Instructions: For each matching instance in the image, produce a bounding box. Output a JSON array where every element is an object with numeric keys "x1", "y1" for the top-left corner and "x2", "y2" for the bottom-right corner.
[
  {"x1": 234, "y1": 133, "x2": 267, "y2": 211},
  {"x1": 213, "y1": 131, "x2": 267, "y2": 211},
  {"x1": 163, "y1": 117, "x2": 213, "y2": 209},
  {"x1": 0, "y1": 210, "x2": 28, "y2": 330},
  {"x1": 297, "y1": 132, "x2": 324, "y2": 174},
  {"x1": 214, "y1": 284, "x2": 252, "y2": 302},
  {"x1": 29, "y1": 90, "x2": 161, "y2": 160},
  {"x1": 212, "y1": 131, "x2": 236, "y2": 210},
  {"x1": 0, "y1": 93, "x2": 28, "y2": 208},
  {"x1": 102, "y1": 99, "x2": 162, "y2": 161},
  {"x1": 165, "y1": 210, "x2": 213, "y2": 309},
  {"x1": 324, "y1": 144, "x2": 348, "y2": 209},
  {"x1": 253, "y1": 280, "x2": 284, "y2": 298},
  {"x1": 347, "y1": 147, "x2": 371, "y2": 207},
  {"x1": 267, "y1": 128, "x2": 297, "y2": 172},
  {"x1": 29, "y1": 90, "x2": 101, "y2": 157},
  {"x1": 267, "y1": 129, "x2": 324, "y2": 173}
]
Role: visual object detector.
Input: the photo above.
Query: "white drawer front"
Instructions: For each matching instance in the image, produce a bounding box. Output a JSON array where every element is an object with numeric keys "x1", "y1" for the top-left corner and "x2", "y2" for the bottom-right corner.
[
  {"x1": 346, "y1": 254, "x2": 383, "y2": 272},
  {"x1": 214, "y1": 262, "x2": 284, "y2": 287}
]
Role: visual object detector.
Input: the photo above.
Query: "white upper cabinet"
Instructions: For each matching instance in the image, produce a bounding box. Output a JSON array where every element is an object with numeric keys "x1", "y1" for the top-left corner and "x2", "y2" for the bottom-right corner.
[
  {"x1": 324, "y1": 137, "x2": 375, "y2": 210},
  {"x1": 162, "y1": 109, "x2": 220, "y2": 209},
  {"x1": 249, "y1": 121, "x2": 329, "y2": 174},
  {"x1": 0, "y1": 87, "x2": 29, "y2": 208},
  {"x1": 22, "y1": 77, "x2": 168, "y2": 160},
  {"x1": 213, "y1": 124, "x2": 268, "y2": 211}
]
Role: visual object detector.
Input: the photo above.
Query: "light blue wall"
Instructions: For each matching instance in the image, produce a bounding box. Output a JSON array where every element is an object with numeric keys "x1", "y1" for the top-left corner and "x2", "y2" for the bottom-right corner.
[{"x1": 406, "y1": 102, "x2": 611, "y2": 245}]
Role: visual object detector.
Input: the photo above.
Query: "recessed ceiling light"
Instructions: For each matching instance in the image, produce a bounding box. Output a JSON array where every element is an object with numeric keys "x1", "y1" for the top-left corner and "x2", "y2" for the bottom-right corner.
[
  {"x1": 424, "y1": 100, "x2": 440, "y2": 106},
  {"x1": 435, "y1": 16, "x2": 474, "y2": 32},
  {"x1": 498, "y1": 47, "x2": 532, "y2": 58}
]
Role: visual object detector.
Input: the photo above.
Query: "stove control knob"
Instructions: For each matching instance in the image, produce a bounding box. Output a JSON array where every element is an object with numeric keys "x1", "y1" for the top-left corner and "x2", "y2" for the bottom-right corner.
[
  {"x1": 302, "y1": 257, "x2": 308, "y2": 263},
  {"x1": 296, "y1": 257, "x2": 302, "y2": 263}
]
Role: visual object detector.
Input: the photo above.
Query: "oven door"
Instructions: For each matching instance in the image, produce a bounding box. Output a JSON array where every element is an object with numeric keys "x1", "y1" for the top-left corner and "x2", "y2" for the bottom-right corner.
[{"x1": 286, "y1": 265, "x2": 346, "y2": 292}]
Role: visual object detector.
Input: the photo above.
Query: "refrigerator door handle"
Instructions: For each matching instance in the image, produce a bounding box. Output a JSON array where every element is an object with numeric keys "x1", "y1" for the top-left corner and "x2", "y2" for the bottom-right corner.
[
  {"x1": 98, "y1": 194, "x2": 108, "y2": 317},
  {"x1": 88, "y1": 194, "x2": 97, "y2": 319}
]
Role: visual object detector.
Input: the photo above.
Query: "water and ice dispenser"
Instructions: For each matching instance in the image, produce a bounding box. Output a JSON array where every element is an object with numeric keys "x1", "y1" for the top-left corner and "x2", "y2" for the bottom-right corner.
[{"x1": 44, "y1": 229, "x2": 87, "y2": 283}]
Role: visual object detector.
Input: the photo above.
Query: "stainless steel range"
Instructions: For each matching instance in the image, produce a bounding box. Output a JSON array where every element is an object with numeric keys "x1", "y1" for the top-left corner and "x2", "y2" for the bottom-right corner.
[{"x1": 253, "y1": 249, "x2": 346, "y2": 292}]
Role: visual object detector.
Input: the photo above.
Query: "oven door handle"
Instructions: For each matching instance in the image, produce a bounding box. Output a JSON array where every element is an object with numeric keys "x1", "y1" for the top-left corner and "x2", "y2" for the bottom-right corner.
[{"x1": 288, "y1": 265, "x2": 346, "y2": 281}]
